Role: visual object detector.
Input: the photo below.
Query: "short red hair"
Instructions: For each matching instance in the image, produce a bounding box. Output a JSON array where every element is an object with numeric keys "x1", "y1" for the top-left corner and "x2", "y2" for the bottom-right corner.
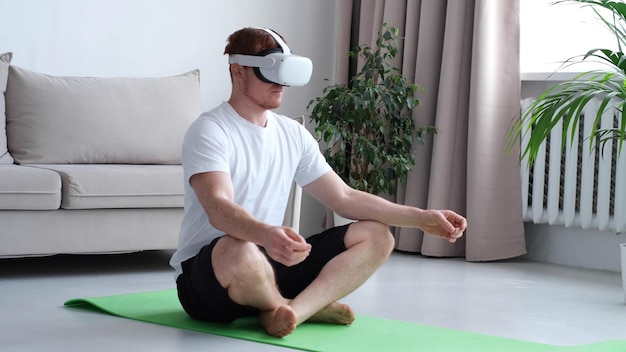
[{"x1": 224, "y1": 27, "x2": 286, "y2": 56}]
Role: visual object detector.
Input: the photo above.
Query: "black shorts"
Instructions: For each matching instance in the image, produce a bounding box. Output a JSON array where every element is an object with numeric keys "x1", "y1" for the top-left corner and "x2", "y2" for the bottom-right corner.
[{"x1": 176, "y1": 224, "x2": 350, "y2": 323}]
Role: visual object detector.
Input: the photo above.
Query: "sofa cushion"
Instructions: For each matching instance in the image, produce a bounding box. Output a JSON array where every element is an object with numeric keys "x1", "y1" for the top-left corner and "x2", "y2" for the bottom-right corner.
[
  {"x1": 0, "y1": 165, "x2": 61, "y2": 210},
  {"x1": 27, "y1": 164, "x2": 184, "y2": 209},
  {"x1": 0, "y1": 52, "x2": 13, "y2": 164},
  {"x1": 5, "y1": 66, "x2": 201, "y2": 164}
]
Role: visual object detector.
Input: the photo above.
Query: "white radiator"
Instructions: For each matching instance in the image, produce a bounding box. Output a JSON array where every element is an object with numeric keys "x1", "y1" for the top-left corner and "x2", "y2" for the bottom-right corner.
[{"x1": 520, "y1": 97, "x2": 626, "y2": 234}]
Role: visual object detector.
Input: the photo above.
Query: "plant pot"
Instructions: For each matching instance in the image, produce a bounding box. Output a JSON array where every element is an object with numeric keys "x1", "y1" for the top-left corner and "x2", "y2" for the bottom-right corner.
[
  {"x1": 333, "y1": 212, "x2": 354, "y2": 227},
  {"x1": 621, "y1": 243, "x2": 626, "y2": 304}
]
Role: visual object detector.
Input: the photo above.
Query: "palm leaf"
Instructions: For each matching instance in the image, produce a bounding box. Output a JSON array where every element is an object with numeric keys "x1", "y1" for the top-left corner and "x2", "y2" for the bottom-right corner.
[{"x1": 507, "y1": 0, "x2": 626, "y2": 166}]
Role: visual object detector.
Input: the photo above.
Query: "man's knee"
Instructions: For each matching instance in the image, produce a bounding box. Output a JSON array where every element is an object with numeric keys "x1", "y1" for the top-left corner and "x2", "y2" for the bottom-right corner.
[
  {"x1": 345, "y1": 220, "x2": 395, "y2": 257},
  {"x1": 215, "y1": 236, "x2": 264, "y2": 264},
  {"x1": 213, "y1": 236, "x2": 272, "y2": 287}
]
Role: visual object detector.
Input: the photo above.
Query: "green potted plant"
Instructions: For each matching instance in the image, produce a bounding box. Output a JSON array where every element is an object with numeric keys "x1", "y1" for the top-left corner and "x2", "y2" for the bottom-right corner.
[
  {"x1": 506, "y1": 0, "x2": 626, "y2": 302},
  {"x1": 506, "y1": 0, "x2": 626, "y2": 165},
  {"x1": 307, "y1": 23, "x2": 436, "y2": 205}
]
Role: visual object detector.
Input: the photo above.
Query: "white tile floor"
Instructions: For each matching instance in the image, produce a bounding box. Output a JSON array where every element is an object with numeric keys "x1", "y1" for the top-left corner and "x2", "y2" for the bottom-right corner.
[{"x1": 2, "y1": 250, "x2": 626, "y2": 351}]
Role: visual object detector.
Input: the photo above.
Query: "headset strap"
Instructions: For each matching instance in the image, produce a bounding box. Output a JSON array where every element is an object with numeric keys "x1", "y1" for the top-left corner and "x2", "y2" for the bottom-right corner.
[{"x1": 256, "y1": 27, "x2": 291, "y2": 55}]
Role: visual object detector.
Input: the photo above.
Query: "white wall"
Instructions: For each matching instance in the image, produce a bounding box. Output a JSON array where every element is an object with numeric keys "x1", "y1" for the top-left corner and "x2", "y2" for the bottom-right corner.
[
  {"x1": 0, "y1": 0, "x2": 340, "y2": 235},
  {"x1": 524, "y1": 223, "x2": 624, "y2": 272}
]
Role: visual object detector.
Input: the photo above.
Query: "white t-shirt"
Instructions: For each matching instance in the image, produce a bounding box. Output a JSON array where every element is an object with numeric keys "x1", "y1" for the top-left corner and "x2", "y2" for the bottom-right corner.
[{"x1": 169, "y1": 102, "x2": 331, "y2": 276}]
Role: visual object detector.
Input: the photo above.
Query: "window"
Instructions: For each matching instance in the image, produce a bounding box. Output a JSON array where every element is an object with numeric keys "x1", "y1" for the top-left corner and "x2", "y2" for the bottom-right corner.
[{"x1": 520, "y1": 0, "x2": 617, "y2": 75}]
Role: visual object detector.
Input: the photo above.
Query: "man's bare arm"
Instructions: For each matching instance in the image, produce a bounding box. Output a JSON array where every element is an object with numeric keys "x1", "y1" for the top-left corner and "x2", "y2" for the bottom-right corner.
[
  {"x1": 190, "y1": 171, "x2": 310, "y2": 265},
  {"x1": 303, "y1": 171, "x2": 466, "y2": 242}
]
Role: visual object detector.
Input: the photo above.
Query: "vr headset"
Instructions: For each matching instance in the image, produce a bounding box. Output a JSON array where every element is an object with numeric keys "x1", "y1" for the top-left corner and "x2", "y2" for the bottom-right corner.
[{"x1": 228, "y1": 27, "x2": 313, "y2": 86}]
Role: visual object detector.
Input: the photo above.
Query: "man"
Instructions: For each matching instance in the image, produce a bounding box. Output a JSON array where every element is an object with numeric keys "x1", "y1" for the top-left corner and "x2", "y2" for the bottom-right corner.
[{"x1": 170, "y1": 27, "x2": 467, "y2": 338}]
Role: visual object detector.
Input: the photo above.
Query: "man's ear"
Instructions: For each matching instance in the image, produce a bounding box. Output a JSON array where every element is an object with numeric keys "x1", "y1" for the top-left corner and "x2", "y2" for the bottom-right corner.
[{"x1": 230, "y1": 64, "x2": 245, "y2": 81}]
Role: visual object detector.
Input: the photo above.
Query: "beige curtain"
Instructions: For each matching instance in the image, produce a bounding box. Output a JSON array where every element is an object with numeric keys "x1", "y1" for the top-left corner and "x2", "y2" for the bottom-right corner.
[{"x1": 335, "y1": 0, "x2": 526, "y2": 261}]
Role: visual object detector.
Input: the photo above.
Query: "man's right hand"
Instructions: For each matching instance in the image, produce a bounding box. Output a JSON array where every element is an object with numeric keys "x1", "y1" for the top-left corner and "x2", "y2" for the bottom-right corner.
[{"x1": 261, "y1": 227, "x2": 311, "y2": 267}]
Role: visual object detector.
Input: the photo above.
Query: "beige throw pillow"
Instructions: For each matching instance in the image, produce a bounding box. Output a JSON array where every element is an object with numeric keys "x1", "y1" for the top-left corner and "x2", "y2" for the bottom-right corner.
[
  {"x1": 0, "y1": 52, "x2": 13, "y2": 164},
  {"x1": 6, "y1": 66, "x2": 202, "y2": 164}
]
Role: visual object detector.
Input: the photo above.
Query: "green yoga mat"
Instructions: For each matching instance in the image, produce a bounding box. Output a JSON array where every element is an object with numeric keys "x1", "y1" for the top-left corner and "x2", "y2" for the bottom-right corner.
[{"x1": 64, "y1": 289, "x2": 626, "y2": 352}]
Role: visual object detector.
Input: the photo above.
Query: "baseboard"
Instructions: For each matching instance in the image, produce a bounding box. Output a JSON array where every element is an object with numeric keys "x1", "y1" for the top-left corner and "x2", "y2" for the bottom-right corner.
[{"x1": 524, "y1": 222, "x2": 625, "y2": 272}]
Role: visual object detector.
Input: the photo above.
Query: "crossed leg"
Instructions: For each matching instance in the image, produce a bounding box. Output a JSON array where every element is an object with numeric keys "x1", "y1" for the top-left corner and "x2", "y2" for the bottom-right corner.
[{"x1": 211, "y1": 220, "x2": 395, "y2": 337}]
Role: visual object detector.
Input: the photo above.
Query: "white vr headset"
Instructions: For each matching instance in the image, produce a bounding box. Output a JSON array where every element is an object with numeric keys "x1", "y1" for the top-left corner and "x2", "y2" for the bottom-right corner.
[{"x1": 228, "y1": 28, "x2": 313, "y2": 86}]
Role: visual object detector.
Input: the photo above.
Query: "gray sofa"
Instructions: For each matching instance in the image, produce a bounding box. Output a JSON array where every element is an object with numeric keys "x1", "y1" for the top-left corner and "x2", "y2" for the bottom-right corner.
[
  {"x1": 0, "y1": 52, "x2": 202, "y2": 257},
  {"x1": 0, "y1": 52, "x2": 303, "y2": 258}
]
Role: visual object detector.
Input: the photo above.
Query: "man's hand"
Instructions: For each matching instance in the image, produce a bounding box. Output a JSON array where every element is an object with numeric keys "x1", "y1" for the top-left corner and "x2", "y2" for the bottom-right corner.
[
  {"x1": 260, "y1": 226, "x2": 311, "y2": 266},
  {"x1": 419, "y1": 209, "x2": 467, "y2": 243}
]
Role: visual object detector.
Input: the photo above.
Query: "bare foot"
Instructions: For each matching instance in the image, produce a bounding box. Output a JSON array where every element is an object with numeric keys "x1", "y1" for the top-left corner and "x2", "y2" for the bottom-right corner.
[
  {"x1": 259, "y1": 305, "x2": 297, "y2": 338},
  {"x1": 307, "y1": 302, "x2": 355, "y2": 325}
]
